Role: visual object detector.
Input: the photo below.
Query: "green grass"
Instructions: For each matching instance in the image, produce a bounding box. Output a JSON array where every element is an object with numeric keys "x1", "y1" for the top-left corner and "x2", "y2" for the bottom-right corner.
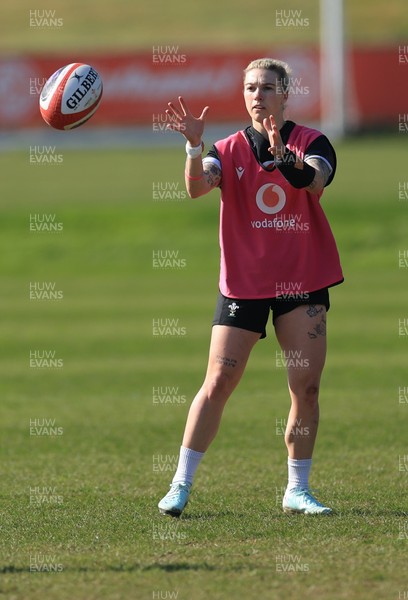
[
  {"x1": 0, "y1": 0, "x2": 407, "y2": 53},
  {"x1": 0, "y1": 136, "x2": 407, "y2": 599}
]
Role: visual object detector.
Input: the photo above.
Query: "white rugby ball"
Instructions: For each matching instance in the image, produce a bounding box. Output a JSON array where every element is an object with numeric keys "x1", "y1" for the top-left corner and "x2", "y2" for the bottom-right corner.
[{"x1": 39, "y1": 63, "x2": 103, "y2": 130}]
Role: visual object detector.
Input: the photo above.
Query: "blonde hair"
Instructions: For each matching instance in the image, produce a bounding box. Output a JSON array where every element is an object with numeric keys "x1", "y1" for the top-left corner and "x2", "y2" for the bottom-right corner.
[{"x1": 243, "y1": 58, "x2": 292, "y2": 93}]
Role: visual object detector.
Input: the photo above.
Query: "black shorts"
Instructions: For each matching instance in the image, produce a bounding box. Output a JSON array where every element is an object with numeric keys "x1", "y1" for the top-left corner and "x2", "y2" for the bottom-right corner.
[{"x1": 212, "y1": 288, "x2": 330, "y2": 339}]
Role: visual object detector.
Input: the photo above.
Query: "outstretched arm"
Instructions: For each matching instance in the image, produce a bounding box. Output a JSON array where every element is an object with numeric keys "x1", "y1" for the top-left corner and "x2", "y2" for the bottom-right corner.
[{"x1": 166, "y1": 96, "x2": 221, "y2": 198}]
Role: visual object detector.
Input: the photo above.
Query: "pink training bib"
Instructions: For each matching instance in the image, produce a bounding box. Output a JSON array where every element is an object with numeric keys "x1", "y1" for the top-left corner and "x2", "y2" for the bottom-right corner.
[{"x1": 214, "y1": 127, "x2": 344, "y2": 299}]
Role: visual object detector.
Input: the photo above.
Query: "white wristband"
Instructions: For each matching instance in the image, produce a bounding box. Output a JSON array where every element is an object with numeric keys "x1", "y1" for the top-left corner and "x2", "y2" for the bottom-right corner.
[{"x1": 185, "y1": 141, "x2": 203, "y2": 159}]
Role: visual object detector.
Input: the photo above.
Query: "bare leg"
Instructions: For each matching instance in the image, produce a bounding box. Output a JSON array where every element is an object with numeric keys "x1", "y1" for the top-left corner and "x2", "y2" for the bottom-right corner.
[
  {"x1": 182, "y1": 325, "x2": 261, "y2": 452},
  {"x1": 274, "y1": 304, "x2": 327, "y2": 460}
]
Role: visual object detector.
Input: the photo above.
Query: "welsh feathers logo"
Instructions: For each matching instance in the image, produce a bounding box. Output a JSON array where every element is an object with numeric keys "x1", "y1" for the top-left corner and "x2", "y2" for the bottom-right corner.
[
  {"x1": 255, "y1": 183, "x2": 286, "y2": 214},
  {"x1": 228, "y1": 302, "x2": 239, "y2": 317}
]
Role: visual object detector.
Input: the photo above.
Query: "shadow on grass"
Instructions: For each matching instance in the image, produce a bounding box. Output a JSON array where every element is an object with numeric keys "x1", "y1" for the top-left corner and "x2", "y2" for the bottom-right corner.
[
  {"x1": 0, "y1": 566, "x2": 28, "y2": 573},
  {"x1": 142, "y1": 562, "x2": 216, "y2": 572},
  {"x1": 348, "y1": 508, "x2": 408, "y2": 517},
  {"x1": 179, "y1": 510, "x2": 247, "y2": 521},
  {"x1": 0, "y1": 563, "x2": 217, "y2": 574}
]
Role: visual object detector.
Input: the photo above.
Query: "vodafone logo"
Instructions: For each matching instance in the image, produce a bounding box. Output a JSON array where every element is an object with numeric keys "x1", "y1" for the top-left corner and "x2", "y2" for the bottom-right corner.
[{"x1": 255, "y1": 183, "x2": 286, "y2": 214}]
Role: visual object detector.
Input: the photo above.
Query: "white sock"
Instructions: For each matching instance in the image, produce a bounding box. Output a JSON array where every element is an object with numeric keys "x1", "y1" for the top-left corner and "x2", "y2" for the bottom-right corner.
[
  {"x1": 172, "y1": 446, "x2": 204, "y2": 485},
  {"x1": 286, "y1": 457, "x2": 312, "y2": 491}
]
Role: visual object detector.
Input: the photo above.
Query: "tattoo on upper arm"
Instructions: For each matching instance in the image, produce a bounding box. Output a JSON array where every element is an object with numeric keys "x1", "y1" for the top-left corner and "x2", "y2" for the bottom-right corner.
[
  {"x1": 305, "y1": 157, "x2": 332, "y2": 190},
  {"x1": 203, "y1": 163, "x2": 222, "y2": 188}
]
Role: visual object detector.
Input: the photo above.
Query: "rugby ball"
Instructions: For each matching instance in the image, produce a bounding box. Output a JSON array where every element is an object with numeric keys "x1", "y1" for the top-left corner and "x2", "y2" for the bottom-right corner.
[{"x1": 39, "y1": 63, "x2": 103, "y2": 130}]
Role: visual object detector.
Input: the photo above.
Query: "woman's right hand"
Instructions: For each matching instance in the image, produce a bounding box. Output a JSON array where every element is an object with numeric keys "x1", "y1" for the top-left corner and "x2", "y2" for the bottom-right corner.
[{"x1": 166, "y1": 96, "x2": 209, "y2": 146}]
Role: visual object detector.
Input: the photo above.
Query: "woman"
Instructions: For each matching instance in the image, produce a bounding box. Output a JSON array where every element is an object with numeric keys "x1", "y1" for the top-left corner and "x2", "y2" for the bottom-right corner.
[{"x1": 158, "y1": 58, "x2": 343, "y2": 516}]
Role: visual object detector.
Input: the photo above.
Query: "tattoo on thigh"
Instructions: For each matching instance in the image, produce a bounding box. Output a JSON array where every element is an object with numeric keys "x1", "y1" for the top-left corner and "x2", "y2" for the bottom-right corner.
[
  {"x1": 306, "y1": 305, "x2": 323, "y2": 318},
  {"x1": 216, "y1": 355, "x2": 237, "y2": 368},
  {"x1": 308, "y1": 317, "x2": 326, "y2": 339}
]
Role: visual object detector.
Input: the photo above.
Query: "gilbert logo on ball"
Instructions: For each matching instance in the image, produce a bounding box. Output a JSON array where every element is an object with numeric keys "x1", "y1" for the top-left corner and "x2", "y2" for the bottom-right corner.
[{"x1": 39, "y1": 63, "x2": 103, "y2": 130}]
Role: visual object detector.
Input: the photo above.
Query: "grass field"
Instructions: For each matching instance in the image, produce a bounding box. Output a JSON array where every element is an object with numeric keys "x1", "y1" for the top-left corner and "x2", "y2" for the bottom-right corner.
[
  {"x1": 1, "y1": 0, "x2": 407, "y2": 52},
  {"x1": 0, "y1": 135, "x2": 407, "y2": 599}
]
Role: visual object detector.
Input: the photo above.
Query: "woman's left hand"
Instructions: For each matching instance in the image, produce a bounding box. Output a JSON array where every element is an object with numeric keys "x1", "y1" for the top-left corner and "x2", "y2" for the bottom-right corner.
[{"x1": 263, "y1": 114, "x2": 286, "y2": 159}]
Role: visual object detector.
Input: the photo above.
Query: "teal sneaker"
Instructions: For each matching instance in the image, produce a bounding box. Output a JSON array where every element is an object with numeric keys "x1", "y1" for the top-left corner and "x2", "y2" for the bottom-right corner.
[
  {"x1": 283, "y1": 488, "x2": 332, "y2": 515},
  {"x1": 158, "y1": 482, "x2": 191, "y2": 517}
]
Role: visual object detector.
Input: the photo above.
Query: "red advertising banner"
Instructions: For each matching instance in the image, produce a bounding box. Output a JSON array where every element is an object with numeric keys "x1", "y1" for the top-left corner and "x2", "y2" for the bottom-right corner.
[
  {"x1": 0, "y1": 47, "x2": 405, "y2": 130},
  {"x1": 349, "y1": 46, "x2": 406, "y2": 127}
]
